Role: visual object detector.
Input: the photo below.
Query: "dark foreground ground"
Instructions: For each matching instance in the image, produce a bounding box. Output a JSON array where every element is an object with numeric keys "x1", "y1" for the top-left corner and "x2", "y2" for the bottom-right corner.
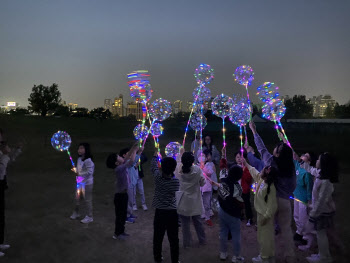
[{"x1": 1, "y1": 115, "x2": 349, "y2": 262}]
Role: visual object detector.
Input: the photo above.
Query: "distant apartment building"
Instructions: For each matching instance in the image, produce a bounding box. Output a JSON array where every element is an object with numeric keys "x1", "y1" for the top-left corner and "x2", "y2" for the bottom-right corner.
[
  {"x1": 126, "y1": 101, "x2": 143, "y2": 121},
  {"x1": 310, "y1": 95, "x2": 336, "y2": 117},
  {"x1": 68, "y1": 103, "x2": 78, "y2": 110},
  {"x1": 112, "y1": 94, "x2": 123, "y2": 117},
  {"x1": 173, "y1": 100, "x2": 182, "y2": 115},
  {"x1": 104, "y1": 99, "x2": 112, "y2": 111}
]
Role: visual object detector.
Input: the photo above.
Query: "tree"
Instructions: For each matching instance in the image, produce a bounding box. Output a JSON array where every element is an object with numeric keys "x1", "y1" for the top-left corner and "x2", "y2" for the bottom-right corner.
[
  {"x1": 324, "y1": 104, "x2": 335, "y2": 118},
  {"x1": 54, "y1": 105, "x2": 71, "y2": 117},
  {"x1": 334, "y1": 103, "x2": 350, "y2": 118},
  {"x1": 72, "y1": 107, "x2": 89, "y2": 117},
  {"x1": 89, "y1": 107, "x2": 112, "y2": 121},
  {"x1": 284, "y1": 95, "x2": 313, "y2": 119},
  {"x1": 28, "y1": 83, "x2": 61, "y2": 116},
  {"x1": 9, "y1": 108, "x2": 29, "y2": 116}
]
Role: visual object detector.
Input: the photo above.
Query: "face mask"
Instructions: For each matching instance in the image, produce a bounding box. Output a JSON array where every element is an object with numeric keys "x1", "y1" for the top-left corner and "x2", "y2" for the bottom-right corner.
[{"x1": 198, "y1": 156, "x2": 206, "y2": 163}]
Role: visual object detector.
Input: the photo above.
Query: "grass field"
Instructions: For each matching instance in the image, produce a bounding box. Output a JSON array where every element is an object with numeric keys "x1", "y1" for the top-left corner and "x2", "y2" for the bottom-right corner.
[{"x1": 1, "y1": 115, "x2": 349, "y2": 262}]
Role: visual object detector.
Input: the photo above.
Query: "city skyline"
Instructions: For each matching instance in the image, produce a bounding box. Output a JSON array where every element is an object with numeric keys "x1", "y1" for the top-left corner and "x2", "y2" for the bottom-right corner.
[{"x1": 1, "y1": 0, "x2": 350, "y2": 108}]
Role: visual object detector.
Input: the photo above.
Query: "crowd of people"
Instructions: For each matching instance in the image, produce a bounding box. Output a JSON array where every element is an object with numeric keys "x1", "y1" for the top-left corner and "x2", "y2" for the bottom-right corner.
[{"x1": 0, "y1": 121, "x2": 343, "y2": 262}]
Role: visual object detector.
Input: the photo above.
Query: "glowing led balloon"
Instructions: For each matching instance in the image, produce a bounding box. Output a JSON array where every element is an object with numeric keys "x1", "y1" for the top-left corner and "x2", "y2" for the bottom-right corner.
[
  {"x1": 233, "y1": 65, "x2": 254, "y2": 86},
  {"x1": 148, "y1": 98, "x2": 172, "y2": 121},
  {"x1": 192, "y1": 103, "x2": 208, "y2": 114},
  {"x1": 256, "y1": 82, "x2": 280, "y2": 104},
  {"x1": 194, "y1": 64, "x2": 214, "y2": 85},
  {"x1": 165, "y1": 142, "x2": 182, "y2": 159},
  {"x1": 230, "y1": 96, "x2": 250, "y2": 127},
  {"x1": 127, "y1": 70, "x2": 150, "y2": 86},
  {"x1": 151, "y1": 123, "x2": 164, "y2": 138},
  {"x1": 130, "y1": 83, "x2": 153, "y2": 103},
  {"x1": 133, "y1": 124, "x2": 149, "y2": 140},
  {"x1": 192, "y1": 86, "x2": 211, "y2": 104},
  {"x1": 211, "y1": 94, "x2": 234, "y2": 119},
  {"x1": 262, "y1": 99, "x2": 286, "y2": 121},
  {"x1": 51, "y1": 131, "x2": 72, "y2": 151},
  {"x1": 190, "y1": 113, "x2": 207, "y2": 131}
]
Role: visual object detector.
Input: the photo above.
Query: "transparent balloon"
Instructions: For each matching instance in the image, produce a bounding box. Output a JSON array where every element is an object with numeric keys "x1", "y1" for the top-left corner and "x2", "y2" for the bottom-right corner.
[
  {"x1": 230, "y1": 96, "x2": 250, "y2": 127},
  {"x1": 233, "y1": 65, "x2": 254, "y2": 86},
  {"x1": 130, "y1": 83, "x2": 153, "y2": 103},
  {"x1": 192, "y1": 103, "x2": 208, "y2": 115},
  {"x1": 211, "y1": 94, "x2": 234, "y2": 119},
  {"x1": 190, "y1": 112, "x2": 207, "y2": 131},
  {"x1": 151, "y1": 123, "x2": 164, "y2": 138},
  {"x1": 165, "y1": 142, "x2": 182, "y2": 159},
  {"x1": 148, "y1": 98, "x2": 172, "y2": 121},
  {"x1": 262, "y1": 99, "x2": 286, "y2": 121},
  {"x1": 127, "y1": 70, "x2": 150, "y2": 86},
  {"x1": 194, "y1": 64, "x2": 214, "y2": 85},
  {"x1": 192, "y1": 86, "x2": 211, "y2": 105},
  {"x1": 133, "y1": 124, "x2": 149, "y2": 140},
  {"x1": 51, "y1": 131, "x2": 72, "y2": 151},
  {"x1": 256, "y1": 82, "x2": 280, "y2": 104}
]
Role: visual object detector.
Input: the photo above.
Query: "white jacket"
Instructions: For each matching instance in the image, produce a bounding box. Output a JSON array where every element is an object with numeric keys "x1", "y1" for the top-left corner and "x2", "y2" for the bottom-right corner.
[
  {"x1": 76, "y1": 157, "x2": 95, "y2": 185},
  {"x1": 175, "y1": 164, "x2": 205, "y2": 216}
]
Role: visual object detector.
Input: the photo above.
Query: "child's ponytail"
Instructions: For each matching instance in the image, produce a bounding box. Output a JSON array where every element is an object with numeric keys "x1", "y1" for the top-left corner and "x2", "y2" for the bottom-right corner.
[{"x1": 181, "y1": 152, "x2": 194, "y2": 174}]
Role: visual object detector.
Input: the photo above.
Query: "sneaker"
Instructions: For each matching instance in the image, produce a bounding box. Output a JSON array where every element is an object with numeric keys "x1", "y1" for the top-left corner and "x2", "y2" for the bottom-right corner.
[
  {"x1": 252, "y1": 255, "x2": 269, "y2": 263},
  {"x1": 80, "y1": 216, "x2": 93, "y2": 224},
  {"x1": 70, "y1": 211, "x2": 80, "y2": 220},
  {"x1": 205, "y1": 219, "x2": 214, "y2": 227},
  {"x1": 298, "y1": 244, "x2": 311, "y2": 251},
  {"x1": 0, "y1": 252, "x2": 4, "y2": 257},
  {"x1": 142, "y1": 204, "x2": 148, "y2": 211},
  {"x1": 133, "y1": 205, "x2": 138, "y2": 211},
  {"x1": 210, "y1": 209, "x2": 214, "y2": 217},
  {"x1": 294, "y1": 233, "x2": 303, "y2": 241},
  {"x1": 112, "y1": 234, "x2": 128, "y2": 241},
  {"x1": 129, "y1": 214, "x2": 137, "y2": 219},
  {"x1": 219, "y1": 252, "x2": 228, "y2": 260},
  {"x1": 0, "y1": 244, "x2": 10, "y2": 250},
  {"x1": 125, "y1": 217, "x2": 135, "y2": 224},
  {"x1": 246, "y1": 219, "x2": 252, "y2": 227},
  {"x1": 232, "y1": 255, "x2": 244, "y2": 262}
]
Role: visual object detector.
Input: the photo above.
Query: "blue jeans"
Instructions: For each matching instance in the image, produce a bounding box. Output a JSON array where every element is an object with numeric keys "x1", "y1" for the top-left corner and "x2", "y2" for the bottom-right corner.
[{"x1": 219, "y1": 208, "x2": 241, "y2": 256}]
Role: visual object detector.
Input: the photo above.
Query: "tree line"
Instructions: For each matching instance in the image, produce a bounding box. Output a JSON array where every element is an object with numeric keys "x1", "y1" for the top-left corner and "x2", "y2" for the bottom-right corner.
[{"x1": 3, "y1": 83, "x2": 350, "y2": 120}]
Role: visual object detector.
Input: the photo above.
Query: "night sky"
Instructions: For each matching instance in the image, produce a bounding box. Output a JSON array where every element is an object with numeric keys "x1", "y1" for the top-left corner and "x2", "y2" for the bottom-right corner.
[{"x1": 1, "y1": 0, "x2": 350, "y2": 108}]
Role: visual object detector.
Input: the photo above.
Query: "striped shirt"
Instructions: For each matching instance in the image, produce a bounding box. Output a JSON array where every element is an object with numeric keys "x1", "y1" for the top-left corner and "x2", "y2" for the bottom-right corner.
[{"x1": 151, "y1": 157, "x2": 179, "y2": 210}]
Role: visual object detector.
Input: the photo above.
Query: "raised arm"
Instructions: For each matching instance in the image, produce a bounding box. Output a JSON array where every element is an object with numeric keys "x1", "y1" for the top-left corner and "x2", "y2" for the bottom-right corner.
[
  {"x1": 242, "y1": 158, "x2": 261, "y2": 183},
  {"x1": 151, "y1": 152, "x2": 160, "y2": 175},
  {"x1": 249, "y1": 121, "x2": 274, "y2": 166}
]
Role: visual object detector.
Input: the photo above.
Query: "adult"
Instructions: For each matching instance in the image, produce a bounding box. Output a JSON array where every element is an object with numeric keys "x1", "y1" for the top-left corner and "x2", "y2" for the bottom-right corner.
[
  {"x1": 249, "y1": 120, "x2": 296, "y2": 263},
  {"x1": 175, "y1": 151, "x2": 206, "y2": 248},
  {"x1": 199, "y1": 135, "x2": 220, "y2": 165}
]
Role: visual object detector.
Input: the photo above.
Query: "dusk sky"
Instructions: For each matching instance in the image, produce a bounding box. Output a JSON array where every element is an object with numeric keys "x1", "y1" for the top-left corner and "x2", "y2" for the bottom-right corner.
[{"x1": 1, "y1": 0, "x2": 350, "y2": 109}]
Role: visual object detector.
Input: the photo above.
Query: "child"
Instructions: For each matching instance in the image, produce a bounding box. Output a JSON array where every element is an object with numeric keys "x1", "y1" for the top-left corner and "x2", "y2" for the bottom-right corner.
[
  {"x1": 243, "y1": 158, "x2": 278, "y2": 263},
  {"x1": 106, "y1": 143, "x2": 138, "y2": 240},
  {"x1": 151, "y1": 152, "x2": 180, "y2": 263},
  {"x1": 234, "y1": 151, "x2": 254, "y2": 226},
  {"x1": 304, "y1": 153, "x2": 338, "y2": 263},
  {"x1": 133, "y1": 152, "x2": 148, "y2": 211},
  {"x1": 175, "y1": 151, "x2": 206, "y2": 249},
  {"x1": 119, "y1": 146, "x2": 142, "y2": 223},
  {"x1": 200, "y1": 149, "x2": 216, "y2": 227},
  {"x1": 70, "y1": 143, "x2": 95, "y2": 224},
  {"x1": 216, "y1": 163, "x2": 245, "y2": 262},
  {"x1": 291, "y1": 151, "x2": 315, "y2": 249},
  {"x1": 0, "y1": 142, "x2": 13, "y2": 257}
]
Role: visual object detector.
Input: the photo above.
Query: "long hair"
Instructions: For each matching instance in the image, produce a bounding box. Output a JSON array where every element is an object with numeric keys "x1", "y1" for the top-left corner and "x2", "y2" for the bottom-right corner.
[
  {"x1": 181, "y1": 152, "x2": 194, "y2": 174},
  {"x1": 319, "y1": 153, "x2": 339, "y2": 183},
  {"x1": 202, "y1": 135, "x2": 214, "y2": 151},
  {"x1": 79, "y1": 143, "x2": 93, "y2": 161},
  {"x1": 227, "y1": 165, "x2": 243, "y2": 183},
  {"x1": 274, "y1": 142, "x2": 294, "y2": 177},
  {"x1": 265, "y1": 166, "x2": 278, "y2": 203}
]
